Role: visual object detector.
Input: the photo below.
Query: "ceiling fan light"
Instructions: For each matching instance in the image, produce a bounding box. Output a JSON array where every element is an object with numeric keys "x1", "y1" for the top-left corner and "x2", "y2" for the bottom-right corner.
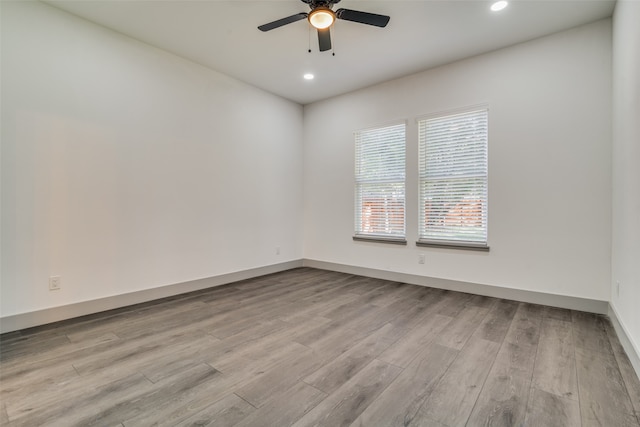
[{"x1": 309, "y1": 9, "x2": 335, "y2": 29}]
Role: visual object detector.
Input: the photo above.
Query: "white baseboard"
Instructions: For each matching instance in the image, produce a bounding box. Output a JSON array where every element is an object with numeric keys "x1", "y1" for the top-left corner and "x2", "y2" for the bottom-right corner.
[
  {"x1": 608, "y1": 303, "x2": 640, "y2": 380},
  {"x1": 1, "y1": 259, "x2": 613, "y2": 335},
  {"x1": 302, "y1": 259, "x2": 609, "y2": 314},
  {"x1": 0, "y1": 260, "x2": 303, "y2": 334}
]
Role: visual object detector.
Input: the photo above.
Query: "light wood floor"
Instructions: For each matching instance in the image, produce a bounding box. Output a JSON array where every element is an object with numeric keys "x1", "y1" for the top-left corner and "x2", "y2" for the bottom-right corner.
[{"x1": 1, "y1": 267, "x2": 639, "y2": 426}]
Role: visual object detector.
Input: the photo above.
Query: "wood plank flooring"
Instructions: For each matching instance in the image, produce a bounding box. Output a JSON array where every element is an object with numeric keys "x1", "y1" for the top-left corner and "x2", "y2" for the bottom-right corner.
[{"x1": 1, "y1": 267, "x2": 639, "y2": 426}]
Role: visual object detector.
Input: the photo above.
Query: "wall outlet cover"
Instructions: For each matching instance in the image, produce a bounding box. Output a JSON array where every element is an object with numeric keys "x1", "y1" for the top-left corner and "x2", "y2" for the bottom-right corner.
[{"x1": 49, "y1": 276, "x2": 61, "y2": 291}]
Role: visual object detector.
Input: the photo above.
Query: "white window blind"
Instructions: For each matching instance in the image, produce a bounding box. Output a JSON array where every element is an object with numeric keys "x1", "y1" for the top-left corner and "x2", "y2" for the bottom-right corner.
[
  {"x1": 418, "y1": 108, "x2": 488, "y2": 247},
  {"x1": 355, "y1": 123, "x2": 406, "y2": 239}
]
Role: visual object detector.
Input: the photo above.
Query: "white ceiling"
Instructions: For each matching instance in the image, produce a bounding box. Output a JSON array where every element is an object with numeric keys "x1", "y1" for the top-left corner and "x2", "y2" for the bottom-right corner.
[{"x1": 46, "y1": 0, "x2": 615, "y2": 105}]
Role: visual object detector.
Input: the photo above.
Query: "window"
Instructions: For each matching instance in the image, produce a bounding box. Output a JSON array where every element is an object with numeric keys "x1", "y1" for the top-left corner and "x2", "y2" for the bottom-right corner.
[
  {"x1": 354, "y1": 123, "x2": 406, "y2": 243},
  {"x1": 418, "y1": 108, "x2": 488, "y2": 249}
]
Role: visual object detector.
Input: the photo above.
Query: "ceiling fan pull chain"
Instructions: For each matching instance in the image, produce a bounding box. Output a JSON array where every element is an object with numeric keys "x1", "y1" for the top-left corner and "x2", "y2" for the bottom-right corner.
[
  {"x1": 308, "y1": 23, "x2": 312, "y2": 52},
  {"x1": 332, "y1": 23, "x2": 336, "y2": 56}
]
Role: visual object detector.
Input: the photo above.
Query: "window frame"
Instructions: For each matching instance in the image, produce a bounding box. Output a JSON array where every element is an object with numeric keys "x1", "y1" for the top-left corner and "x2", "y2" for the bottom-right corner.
[
  {"x1": 416, "y1": 106, "x2": 489, "y2": 251},
  {"x1": 353, "y1": 121, "x2": 407, "y2": 245}
]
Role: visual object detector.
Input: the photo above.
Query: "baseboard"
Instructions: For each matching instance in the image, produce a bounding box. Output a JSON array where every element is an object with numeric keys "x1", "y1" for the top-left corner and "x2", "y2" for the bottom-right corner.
[
  {"x1": 302, "y1": 259, "x2": 609, "y2": 314},
  {"x1": 2, "y1": 258, "x2": 612, "y2": 334},
  {"x1": 608, "y1": 303, "x2": 640, "y2": 380},
  {"x1": 0, "y1": 260, "x2": 303, "y2": 334}
]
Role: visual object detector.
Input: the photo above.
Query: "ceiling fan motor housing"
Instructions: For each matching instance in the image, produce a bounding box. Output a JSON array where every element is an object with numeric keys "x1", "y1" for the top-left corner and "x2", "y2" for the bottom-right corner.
[{"x1": 302, "y1": 0, "x2": 341, "y2": 8}]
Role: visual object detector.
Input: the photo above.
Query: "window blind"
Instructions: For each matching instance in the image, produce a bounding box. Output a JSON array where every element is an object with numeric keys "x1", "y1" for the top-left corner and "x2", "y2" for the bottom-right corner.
[
  {"x1": 355, "y1": 123, "x2": 406, "y2": 239},
  {"x1": 418, "y1": 109, "x2": 488, "y2": 246}
]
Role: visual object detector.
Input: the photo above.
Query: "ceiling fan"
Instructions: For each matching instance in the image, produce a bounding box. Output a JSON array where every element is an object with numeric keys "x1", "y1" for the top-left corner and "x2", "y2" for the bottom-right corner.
[{"x1": 258, "y1": 0, "x2": 390, "y2": 52}]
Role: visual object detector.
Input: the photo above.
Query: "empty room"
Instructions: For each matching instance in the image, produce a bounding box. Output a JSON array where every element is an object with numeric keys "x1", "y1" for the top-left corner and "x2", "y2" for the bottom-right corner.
[{"x1": 1, "y1": 0, "x2": 639, "y2": 425}]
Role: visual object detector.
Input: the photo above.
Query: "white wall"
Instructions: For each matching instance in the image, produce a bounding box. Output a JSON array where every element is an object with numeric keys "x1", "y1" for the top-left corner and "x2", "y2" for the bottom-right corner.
[
  {"x1": 303, "y1": 20, "x2": 612, "y2": 301},
  {"x1": 0, "y1": 1, "x2": 618, "y2": 327},
  {"x1": 1, "y1": 1, "x2": 303, "y2": 318},
  {"x1": 611, "y1": 1, "x2": 640, "y2": 358}
]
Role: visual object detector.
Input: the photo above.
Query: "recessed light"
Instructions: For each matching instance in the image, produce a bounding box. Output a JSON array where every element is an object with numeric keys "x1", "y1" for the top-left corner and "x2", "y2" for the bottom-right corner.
[
  {"x1": 491, "y1": 1, "x2": 508, "y2": 11},
  {"x1": 303, "y1": 73, "x2": 315, "y2": 80}
]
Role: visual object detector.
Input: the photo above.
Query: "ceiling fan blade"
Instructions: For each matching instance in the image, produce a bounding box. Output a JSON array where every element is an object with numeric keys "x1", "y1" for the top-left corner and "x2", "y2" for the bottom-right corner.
[
  {"x1": 335, "y1": 8, "x2": 390, "y2": 28},
  {"x1": 317, "y1": 28, "x2": 332, "y2": 52},
  {"x1": 258, "y1": 12, "x2": 308, "y2": 32}
]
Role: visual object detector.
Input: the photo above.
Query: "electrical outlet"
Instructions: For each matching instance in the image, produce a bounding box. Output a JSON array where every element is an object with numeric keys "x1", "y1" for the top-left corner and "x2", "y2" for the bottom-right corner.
[
  {"x1": 418, "y1": 253, "x2": 425, "y2": 264},
  {"x1": 276, "y1": 246, "x2": 281, "y2": 255},
  {"x1": 616, "y1": 281, "x2": 620, "y2": 297},
  {"x1": 49, "y1": 276, "x2": 61, "y2": 291}
]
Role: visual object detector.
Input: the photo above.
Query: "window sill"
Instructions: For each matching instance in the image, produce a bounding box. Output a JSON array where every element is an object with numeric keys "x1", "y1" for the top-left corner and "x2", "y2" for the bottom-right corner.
[
  {"x1": 353, "y1": 235, "x2": 407, "y2": 245},
  {"x1": 416, "y1": 240, "x2": 490, "y2": 251}
]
